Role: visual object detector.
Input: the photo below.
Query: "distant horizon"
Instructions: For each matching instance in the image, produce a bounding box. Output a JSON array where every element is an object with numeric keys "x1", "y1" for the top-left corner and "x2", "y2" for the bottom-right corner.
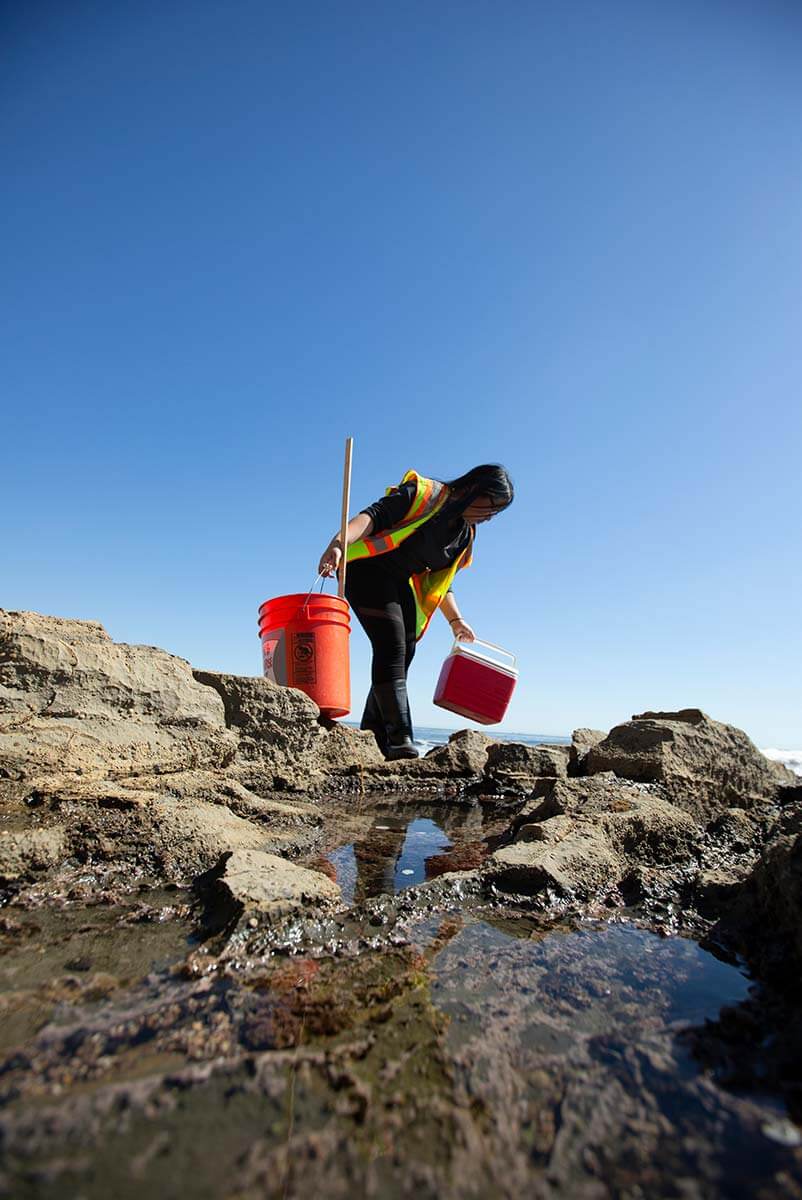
[
  {"x1": 342, "y1": 719, "x2": 571, "y2": 740},
  {"x1": 342, "y1": 718, "x2": 801, "y2": 756}
]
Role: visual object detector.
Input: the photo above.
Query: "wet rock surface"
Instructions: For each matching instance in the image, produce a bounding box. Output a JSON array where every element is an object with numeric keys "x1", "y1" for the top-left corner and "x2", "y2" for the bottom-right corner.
[
  {"x1": 1, "y1": 888, "x2": 800, "y2": 1200},
  {"x1": 1, "y1": 609, "x2": 801, "y2": 1197}
]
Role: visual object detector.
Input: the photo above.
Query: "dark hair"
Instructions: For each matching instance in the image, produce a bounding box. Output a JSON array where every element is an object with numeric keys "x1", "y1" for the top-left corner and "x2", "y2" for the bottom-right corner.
[{"x1": 442, "y1": 464, "x2": 514, "y2": 511}]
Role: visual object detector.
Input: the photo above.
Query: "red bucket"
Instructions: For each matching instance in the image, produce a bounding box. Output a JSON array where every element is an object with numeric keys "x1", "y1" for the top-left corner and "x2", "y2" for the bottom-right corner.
[{"x1": 257, "y1": 591, "x2": 351, "y2": 718}]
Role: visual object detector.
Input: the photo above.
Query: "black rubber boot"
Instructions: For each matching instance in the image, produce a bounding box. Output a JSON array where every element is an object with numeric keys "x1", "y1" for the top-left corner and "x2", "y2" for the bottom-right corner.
[
  {"x1": 372, "y1": 681, "x2": 419, "y2": 761},
  {"x1": 359, "y1": 687, "x2": 389, "y2": 757}
]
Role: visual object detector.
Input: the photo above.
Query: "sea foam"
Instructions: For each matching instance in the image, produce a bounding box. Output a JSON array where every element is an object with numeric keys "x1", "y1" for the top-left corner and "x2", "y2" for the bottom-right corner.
[{"x1": 762, "y1": 748, "x2": 802, "y2": 777}]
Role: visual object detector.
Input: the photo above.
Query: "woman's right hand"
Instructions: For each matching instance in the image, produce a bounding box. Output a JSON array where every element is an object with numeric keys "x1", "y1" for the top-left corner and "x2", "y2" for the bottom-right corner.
[{"x1": 318, "y1": 542, "x2": 342, "y2": 578}]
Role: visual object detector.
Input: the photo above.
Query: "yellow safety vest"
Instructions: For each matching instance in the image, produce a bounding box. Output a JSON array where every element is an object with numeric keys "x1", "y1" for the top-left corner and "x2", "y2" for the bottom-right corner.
[{"x1": 347, "y1": 469, "x2": 474, "y2": 640}]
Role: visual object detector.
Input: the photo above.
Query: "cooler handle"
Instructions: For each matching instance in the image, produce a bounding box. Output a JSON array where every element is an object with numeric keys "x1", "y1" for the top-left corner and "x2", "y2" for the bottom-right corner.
[{"x1": 452, "y1": 637, "x2": 516, "y2": 669}]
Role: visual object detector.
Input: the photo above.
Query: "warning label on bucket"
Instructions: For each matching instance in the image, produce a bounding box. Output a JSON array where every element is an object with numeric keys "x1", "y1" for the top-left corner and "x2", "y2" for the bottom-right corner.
[
  {"x1": 262, "y1": 635, "x2": 284, "y2": 685},
  {"x1": 291, "y1": 631, "x2": 316, "y2": 684}
]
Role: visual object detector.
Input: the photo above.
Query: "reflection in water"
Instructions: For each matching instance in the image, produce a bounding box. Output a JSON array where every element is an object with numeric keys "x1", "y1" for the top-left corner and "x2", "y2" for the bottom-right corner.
[
  {"x1": 325, "y1": 801, "x2": 512, "y2": 905},
  {"x1": 393, "y1": 818, "x2": 452, "y2": 891},
  {"x1": 327, "y1": 813, "x2": 458, "y2": 905}
]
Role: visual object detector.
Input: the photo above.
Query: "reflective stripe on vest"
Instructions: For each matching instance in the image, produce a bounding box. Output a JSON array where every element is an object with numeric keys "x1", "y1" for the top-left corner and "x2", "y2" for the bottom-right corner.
[{"x1": 346, "y1": 470, "x2": 447, "y2": 562}]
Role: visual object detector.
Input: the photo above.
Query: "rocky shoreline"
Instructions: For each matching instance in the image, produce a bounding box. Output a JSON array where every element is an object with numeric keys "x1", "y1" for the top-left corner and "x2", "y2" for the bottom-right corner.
[{"x1": 1, "y1": 608, "x2": 801, "y2": 1198}]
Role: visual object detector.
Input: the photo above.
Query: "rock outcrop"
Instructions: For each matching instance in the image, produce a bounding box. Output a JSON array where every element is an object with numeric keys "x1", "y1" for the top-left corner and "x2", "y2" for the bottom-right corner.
[
  {"x1": 193, "y1": 669, "x2": 384, "y2": 791},
  {"x1": 0, "y1": 611, "x2": 386, "y2": 800},
  {"x1": 585, "y1": 709, "x2": 791, "y2": 821},
  {"x1": 569, "y1": 728, "x2": 606, "y2": 775},
  {"x1": 479, "y1": 741, "x2": 569, "y2": 793},
  {"x1": 2, "y1": 608, "x2": 797, "y2": 959},
  {"x1": 0, "y1": 610, "x2": 236, "y2": 783},
  {"x1": 423, "y1": 729, "x2": 495, "y2": 775},
  {"x1": 210, "y1": 847, "x2": 341, "y2": 922},
  {"x1": 726, "y1": 804, "x2": 802, "y2": 981},
  {"x1": 0, "y1": 610, "x2": 383, "y2": 881},
  {"x1": 522, "y1": 773, "x2": 662, "y2": 822},
  {"x1": 485, "y1": 787, "x2": 701, "y2": 903}
]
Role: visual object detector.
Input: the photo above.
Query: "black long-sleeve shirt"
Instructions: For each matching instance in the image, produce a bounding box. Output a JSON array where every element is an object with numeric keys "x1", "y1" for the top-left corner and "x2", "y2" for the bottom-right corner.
[{"x1": 360, "y1": 481, "x2": 472, "y2": 580}]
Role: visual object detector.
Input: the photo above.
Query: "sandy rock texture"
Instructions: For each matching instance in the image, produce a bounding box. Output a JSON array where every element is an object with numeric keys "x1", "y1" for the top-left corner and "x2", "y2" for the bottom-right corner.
[
  {"x1": 568, "y1": 727, "x2": 606, "y2": 774},
  {"x1": 585, "y1": 708, "x2": 793, "y2": 820},
  {"x1": 193, "y1": 669, "x2": 384, "y2": 791},
  {"x1": 0, "y1": 610, "x2": 236, "y2": 782},
  {"x1": 481, "y1": 740, "x2": 570, "y2": 792},
  {"x1": 212, "y1": 847, "x2": 341, "y2": 921},
  {"x1": 485, "y1": 788, "x2": 700, "y2": 903},
  {"x1": 0, "y1": 611, "x2": 381, "y2": 883},
  {"x1": 422, "y1": 729, "x2": 495, "y2": 775},
  {"x1": 0, "y1": 826, "x2": 67, "y2": 880}
]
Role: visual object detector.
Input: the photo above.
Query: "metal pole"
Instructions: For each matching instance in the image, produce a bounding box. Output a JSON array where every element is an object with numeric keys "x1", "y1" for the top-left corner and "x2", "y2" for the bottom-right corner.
[{"x1": 338, "y1": 437, "x2": 353, "y2": 599}]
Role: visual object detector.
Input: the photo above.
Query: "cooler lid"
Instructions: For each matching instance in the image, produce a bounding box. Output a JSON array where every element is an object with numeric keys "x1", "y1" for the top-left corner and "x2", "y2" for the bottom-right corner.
[{"x1": 450, "y1": 638, "x2": 518, "y2": 678}]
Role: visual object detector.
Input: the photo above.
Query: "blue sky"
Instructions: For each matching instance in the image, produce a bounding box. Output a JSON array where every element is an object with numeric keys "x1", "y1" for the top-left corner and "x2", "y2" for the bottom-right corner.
[{"x1": 2, "y1": 1, "x2": 800, "y2": 745}]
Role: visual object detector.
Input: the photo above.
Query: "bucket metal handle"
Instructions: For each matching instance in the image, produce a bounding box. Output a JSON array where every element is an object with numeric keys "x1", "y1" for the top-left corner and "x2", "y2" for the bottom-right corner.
[
  {"x1": 452, "y1": 636, "x2": 516, "y2": 669},
  {"x1": 299, "y1": 572, "x2": 339, "y2": 615}
]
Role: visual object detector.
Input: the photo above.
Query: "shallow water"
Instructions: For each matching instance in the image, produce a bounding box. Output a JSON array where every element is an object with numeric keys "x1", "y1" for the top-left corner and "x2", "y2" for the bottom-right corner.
[
  {"x1": 3, "y1": 904, "x2": 793, "y2": 1200},
  {"x1": 429, "y1": 918, "x2": 751, "y2": 1038},
  {"x1": 319, "y1": 798, "x2": 509, "y2": 908},
  {"x1": 1, "y1": 799, "x2": 800, "y2": 1199},
  {"x1": 327, "y1": 814, "x2": 455, "y2": 903},
  {"x1": 0, "y1": 888, "x2": 195, "y2": 1052}
]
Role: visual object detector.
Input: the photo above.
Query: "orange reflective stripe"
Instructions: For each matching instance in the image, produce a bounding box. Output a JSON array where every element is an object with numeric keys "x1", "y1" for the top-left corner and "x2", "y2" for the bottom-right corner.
[
  {"x1": 409, "y1": 476, "x2": 432, "y2": 519},
  {"x1": 359, "y1": 531, "x2": 401, "y2": 557}
]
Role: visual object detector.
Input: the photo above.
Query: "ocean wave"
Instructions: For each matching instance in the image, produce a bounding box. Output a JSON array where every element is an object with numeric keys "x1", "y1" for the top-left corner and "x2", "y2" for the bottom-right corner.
[
  {"x1": 762, "y1": 748, "x2": 802, "y2": 777},
  {"x1": 413, "y1": 740, "x2": 437, "y2": 755}
]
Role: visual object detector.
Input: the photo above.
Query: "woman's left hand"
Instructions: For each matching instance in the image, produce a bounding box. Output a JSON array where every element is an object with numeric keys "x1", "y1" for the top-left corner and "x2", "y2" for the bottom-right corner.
[{"x1": 450, "y1": 619, "x2": 475, "y2": 642}]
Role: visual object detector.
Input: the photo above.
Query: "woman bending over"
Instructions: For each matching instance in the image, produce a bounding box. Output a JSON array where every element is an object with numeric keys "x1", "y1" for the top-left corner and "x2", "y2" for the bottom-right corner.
[{"x1": 319, "y1": 464, "x2": 513, "y2": 760}]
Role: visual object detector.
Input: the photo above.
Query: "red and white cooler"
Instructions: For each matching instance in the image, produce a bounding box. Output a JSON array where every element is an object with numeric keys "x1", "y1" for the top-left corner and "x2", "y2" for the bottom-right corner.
[{"x1": 433, "y1": 638, "x2": 518, "y2": 725}]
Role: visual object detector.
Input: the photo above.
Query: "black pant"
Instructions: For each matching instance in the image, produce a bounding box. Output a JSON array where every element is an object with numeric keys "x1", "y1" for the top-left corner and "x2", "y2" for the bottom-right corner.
[{"x1": 345, "y1": 557, "x2": 417, "y2": 685}]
